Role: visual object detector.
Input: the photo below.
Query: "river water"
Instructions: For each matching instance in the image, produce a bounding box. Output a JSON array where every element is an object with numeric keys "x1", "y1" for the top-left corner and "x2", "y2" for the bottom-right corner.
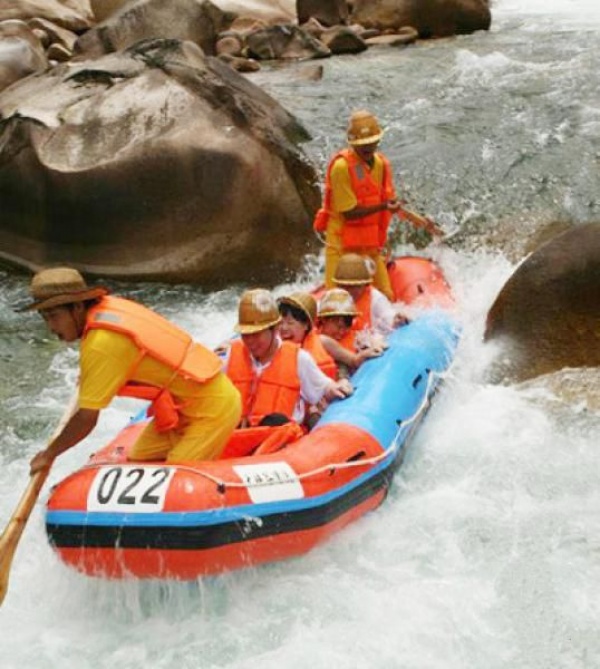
[{"x1": 1, "y1": 0, "x2": 599, "y2": 667}]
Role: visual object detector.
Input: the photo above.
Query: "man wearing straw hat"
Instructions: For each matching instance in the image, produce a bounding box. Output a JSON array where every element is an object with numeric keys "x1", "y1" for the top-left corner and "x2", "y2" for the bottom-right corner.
[
  {"x1": 21, "y1": 267, "x2": 241, "y2": 474},
  {"x1": 224, "y1": 288, "x2": 353, "y2": 428},
  {"x1": 313, "y1": 109, "x2": 402, "y2": 301}
]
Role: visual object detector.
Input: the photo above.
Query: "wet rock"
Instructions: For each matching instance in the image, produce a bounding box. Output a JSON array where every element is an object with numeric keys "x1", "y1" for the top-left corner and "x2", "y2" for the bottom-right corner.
[
  {"x1": 246, "y1": 24, "x2": 331, "y2": 60},
  {"x1": 75, "y1": 0, "x2": 236, "y2": 57},
  {"x1": 0, "y1": 0, "x2": 93, "y2": 32},
  {"x1": 218, "y1": 52, "x2": 260, "y2": 72},
  {"x1": 216, "y1": 33, "x2": 243, "y2": 57},
  {"x1": 351, "y1": 0, "x2": 491, "y2": 38},
  {"x1": 296, "y1": 0, "x2": 349, "y2": 27},
  {"x1": 212, "y1": 0, "x2": 295, "y2": 23},
  {"x1": 89, "y1": 0, "x2": 129, "y2": 23},
  {"x1": 0, "y1": 39, "x2": 320, "y2": 286},
  {"x1": 46, "y1": 41, "x2": 72, "y2": 61},
  {"x1": 364, "y1": 27, "x2": 418, "y2": 46},
  {"x1": 27, "y1": 17, "x2": 78, "y2": 51},
  {"x1": 320, "y1": 26, "x2": 367, "y2": 55},
  {"x1": 485, "y1": 223, "x2": 600, "y2": 381},
  {"x1": 299, "y1": 17, "x2": 326, "y2": 39},
  {"x1": 0, "y1": 19, "x2": 48, "y2": 93}
]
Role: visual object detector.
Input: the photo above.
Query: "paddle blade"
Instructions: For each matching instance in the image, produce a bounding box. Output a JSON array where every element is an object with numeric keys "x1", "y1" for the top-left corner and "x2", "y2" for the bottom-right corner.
[{"x1": 0, "y1": 470, "x2": 49, "y2": 606}]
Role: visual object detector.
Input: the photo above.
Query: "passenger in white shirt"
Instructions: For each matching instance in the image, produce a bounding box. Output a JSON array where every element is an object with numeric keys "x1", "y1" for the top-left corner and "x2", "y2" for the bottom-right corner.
[{"x1": 223, "y1": 289, "x2": 352, "y2": 427}]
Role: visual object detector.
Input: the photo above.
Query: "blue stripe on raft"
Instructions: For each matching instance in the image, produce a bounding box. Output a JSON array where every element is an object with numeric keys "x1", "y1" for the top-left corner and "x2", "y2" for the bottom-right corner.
[
  {"x1": 317, "y1": 311, "x2": 459, "y2": 449},
  {"x1": 45, "y1": 448, "x2": 398, "y2": 529}
]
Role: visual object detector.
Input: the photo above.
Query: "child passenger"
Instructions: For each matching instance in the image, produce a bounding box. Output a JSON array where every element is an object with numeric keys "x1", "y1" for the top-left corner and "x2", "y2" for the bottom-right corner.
[{"x1": 317, "y1": 289, "x2": 383, "y2": 379}]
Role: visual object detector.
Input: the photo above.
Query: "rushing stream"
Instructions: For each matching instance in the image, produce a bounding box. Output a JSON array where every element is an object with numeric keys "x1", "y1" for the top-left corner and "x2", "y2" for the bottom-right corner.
[{"x1": 1, "y1": 1, "x2": 599, "y2": 667}]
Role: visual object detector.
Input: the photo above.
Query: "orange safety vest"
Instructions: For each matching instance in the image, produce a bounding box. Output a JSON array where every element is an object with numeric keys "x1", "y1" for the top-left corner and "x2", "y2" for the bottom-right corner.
[
  {"x1": 313, "y1": 149, "x2": 395, "y2": 250},
  {"x1": 226, "y1": 340, "x2": 301, "y2": 427},
  {"x1": 317, "y1": 326, "x2": 356, "y2": 354},
  {"x1": 352, "y1": 287, "x2": 373, "y2": 333},
  {"x1": 302, "y1": 330, "x2": 337, "y2": 379},
  {"x1": 84, "y1": 296, "x2": 222, "y2": 431}
]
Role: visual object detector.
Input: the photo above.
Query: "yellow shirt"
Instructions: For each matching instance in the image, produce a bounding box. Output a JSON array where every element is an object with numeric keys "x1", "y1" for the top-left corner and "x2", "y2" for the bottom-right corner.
[
  {"x1": 325, "y1": 152, "x2": 386, "y2": 248},
  {"x1": 78, "y1": 329, "x2": 223, "y2": 416}
]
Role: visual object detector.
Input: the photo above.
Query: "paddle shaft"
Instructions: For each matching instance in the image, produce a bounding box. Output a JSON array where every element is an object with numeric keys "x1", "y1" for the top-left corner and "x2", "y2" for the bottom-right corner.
[
  {"x1": 396, "y1": 206, "x2": 443, "y2": 237},
  {"x1": 0, "y1": 395, "x2": 77, "y2": 606}
]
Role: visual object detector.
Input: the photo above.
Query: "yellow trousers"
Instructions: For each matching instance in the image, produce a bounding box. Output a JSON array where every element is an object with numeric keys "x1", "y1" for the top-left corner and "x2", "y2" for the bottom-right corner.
[{"x1": 128, "y1": 373, "x2": 241, "y2": 463}]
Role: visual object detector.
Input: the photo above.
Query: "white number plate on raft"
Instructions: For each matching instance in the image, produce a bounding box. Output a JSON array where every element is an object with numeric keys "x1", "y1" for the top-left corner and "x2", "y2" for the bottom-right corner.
[
  {"x1": 87, "y1": 466, "x2": 175, "y2": 513},
  {"x1": 233, "y1": 462, "x2": 304, "y2": 504}
]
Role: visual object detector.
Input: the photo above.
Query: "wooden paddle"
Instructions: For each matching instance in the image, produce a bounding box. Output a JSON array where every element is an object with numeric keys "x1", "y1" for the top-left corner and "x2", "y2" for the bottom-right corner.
[
  {"x1": 0, "y1": 395, "x2": 77, "y2": 606},
  {"x1": 397, "y1": 205, "x2": 445, "y2": 238}
]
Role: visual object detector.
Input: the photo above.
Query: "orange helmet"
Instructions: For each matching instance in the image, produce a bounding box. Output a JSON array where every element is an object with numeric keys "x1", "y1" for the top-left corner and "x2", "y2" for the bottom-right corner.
[
  {"x1": 347, "y1": 110, "x2": 383, "y2": 146},
  {"x1": 318, "y1": 289, "x2": 359, "y2": 318},
  {"x1": 277, "y1": 292, "x2": 317, "y2": 327},
  {"x1": 333, "y1": 253, "x2": 374, "y2": 286},
  {"x1": 235, "y1": 289, "x2": 281, "y2": 334}
]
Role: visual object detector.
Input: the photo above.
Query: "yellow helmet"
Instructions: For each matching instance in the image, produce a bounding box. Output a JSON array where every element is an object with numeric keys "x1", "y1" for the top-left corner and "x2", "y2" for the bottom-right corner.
[
  {"x1": 318, "y1": 289, "x2": 359, "y2": 318},
  {"x1": 235, "y1": 289, "x2": 281, "y2": 334},
  {"x1": 347, "y1": 110, "x2": 384, "y2": 146},
  {"x1": 277, "y1": 292, "x2": 317, "y2": 327},
  {"x1": 333, "y1": 253, "x2": 374, "y2": 286}
]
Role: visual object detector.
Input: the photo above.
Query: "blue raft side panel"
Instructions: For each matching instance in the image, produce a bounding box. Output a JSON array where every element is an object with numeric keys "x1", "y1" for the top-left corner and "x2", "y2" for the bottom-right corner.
[{"x1": 318, "y1": 310, "x2": 460, "y2": 450}]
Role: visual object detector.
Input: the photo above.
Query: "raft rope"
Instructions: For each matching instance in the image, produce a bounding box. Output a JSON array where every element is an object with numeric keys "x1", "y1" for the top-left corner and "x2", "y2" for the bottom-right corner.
[{"x1": 166, "y1": 366, "x2": 450, "y2": 492}]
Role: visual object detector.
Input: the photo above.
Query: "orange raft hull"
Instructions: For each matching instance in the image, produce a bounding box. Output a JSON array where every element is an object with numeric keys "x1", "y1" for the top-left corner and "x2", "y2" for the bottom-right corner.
[{"x1": 45, "y1": 257, "x2": 459, "y2": 580}]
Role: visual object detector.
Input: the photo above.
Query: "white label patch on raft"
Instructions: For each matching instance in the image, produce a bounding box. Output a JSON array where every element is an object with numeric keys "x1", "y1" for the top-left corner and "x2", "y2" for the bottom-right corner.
[
  {"x1": 233, "y1": 462, "x2": 304, "y2": 503},
  {"x1": 87, "y1": 466, "x2": 175, "y2": 512}
]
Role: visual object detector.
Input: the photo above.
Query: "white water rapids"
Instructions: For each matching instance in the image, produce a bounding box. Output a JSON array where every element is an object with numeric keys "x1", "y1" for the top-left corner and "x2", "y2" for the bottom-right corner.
[{"x1": 0, "y1": 1, "x2": 599, "y2": 667}]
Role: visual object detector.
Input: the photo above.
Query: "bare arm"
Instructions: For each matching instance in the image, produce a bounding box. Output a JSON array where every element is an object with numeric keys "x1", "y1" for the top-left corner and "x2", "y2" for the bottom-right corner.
[
  {"x1": 320, "y1": 334, "x2": 382, "y2": 369},
  {"x1": 29, "y1": 408, "x2": 100, "y2": 474},
  {"x1": 343, "y1": 199, "x2": 400, "y2": 221}
]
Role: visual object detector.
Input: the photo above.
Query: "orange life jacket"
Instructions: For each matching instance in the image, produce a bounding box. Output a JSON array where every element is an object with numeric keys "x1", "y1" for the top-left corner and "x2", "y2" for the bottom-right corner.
[
  {"x1": 84, "y1": 296, "x2": 221, "y2": 431},
  {"x1": 313, "y1": 149, "x2": 395, "y2": 249},
  {"x1": 302, "y1": 330, "x2": 337, "y2": 379},
  {"x1": 226, "y1": 339, "x2": 301, "y2": 427},
  {"x1": 352, "y1": 287, "x2": 373, "y2": 333},
  {"x1": 317, "y1": 327, "x2": 356, "y2": 354}
]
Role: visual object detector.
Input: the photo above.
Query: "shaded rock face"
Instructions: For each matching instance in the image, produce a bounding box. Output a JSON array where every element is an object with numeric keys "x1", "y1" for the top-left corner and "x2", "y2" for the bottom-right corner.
[
  {"x1": 212, "y1": 0, "x2": 295, "y2": 22},
  {"x1": 0, "y1": 0, "x2": 94, "y2": 32},
  {"x1": 0, "y1": 20, "x2": 48, "y2": 93},
  {"x1": 351, "y1": 0, "x2": 491, "y2": 37},
  {"x1": 0, "y1": 39, "x2": 320, "y2": 286},
  {"x1": 75, "y1": 0, "x2": 236, "y2": 57},
  {"x1": 297, "y1": 0, "x2": 349, "y2": 27},
  {"x1": 485, "y1": 223, "x2": 600, "y2": 381}
]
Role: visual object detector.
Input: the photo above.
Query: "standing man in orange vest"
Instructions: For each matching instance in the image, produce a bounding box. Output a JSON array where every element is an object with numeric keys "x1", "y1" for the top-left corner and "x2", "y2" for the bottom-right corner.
[
  {"x1": 223, "y1": 289, "x2": 353, "y2": 428},
  {"x1": 22, "y1": 267, "x2": 241, "y2": 474},
  {"x1": 313, "y1": 109, "x2": 401, "y2": 301}
]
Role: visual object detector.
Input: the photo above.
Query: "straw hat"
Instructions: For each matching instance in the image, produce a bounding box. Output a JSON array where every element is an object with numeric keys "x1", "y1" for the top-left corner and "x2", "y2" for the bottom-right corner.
[
  {"x1": 347, "y1": 110, "x2": 384, "y2": 146},
  {"x1": 318, "y1": 289, "x2": 359, "y2": 318},
  {"x1": 333, "y1": 253, "x2": 374, "y2": 286},
  {"x1": 277, "y1": 292, "x2": 317, "y2": 327},
  {"x1": 19, "y1": 267, "x2": 108, "y2": 312},
  {"x1": 235, "y1": 289, "x2": 281, "y2": 334}
]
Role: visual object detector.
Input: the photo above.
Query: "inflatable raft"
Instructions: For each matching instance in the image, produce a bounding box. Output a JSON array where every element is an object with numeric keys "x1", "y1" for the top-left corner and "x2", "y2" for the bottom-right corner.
[{"x1": 45, "y1": 257, "x2": 459, "y2": 579}]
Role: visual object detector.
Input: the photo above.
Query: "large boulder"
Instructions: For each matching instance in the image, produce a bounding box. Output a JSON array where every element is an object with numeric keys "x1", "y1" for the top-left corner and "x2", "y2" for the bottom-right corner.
[
  {"x1": 484, "y1": 223, "x2": 600, "y2": 381},
  {"x1": 75, "y1": 0, "x2": 236, "y2": 57},
  {"x1": 0, "y1": 0, "x2": 93, "y2": 32},
  {"x1": 0, "y1": 20, "x2": 48, "y2": 93},
  {"x1": 350, "y1": 0, "x2": 491, "y2": 37},
  {"x1": 90, "y1": 0, "x2": 297, "y2": 25},
  {"x1": 213, "y1": 0, "x2": 295, "y2": 22},
  {"x1": 297, "y1": 0, "x2": 349, "y2": 27},
  {"x1": 0, "y1": 39, "x2": 320, "y2": 286}
]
